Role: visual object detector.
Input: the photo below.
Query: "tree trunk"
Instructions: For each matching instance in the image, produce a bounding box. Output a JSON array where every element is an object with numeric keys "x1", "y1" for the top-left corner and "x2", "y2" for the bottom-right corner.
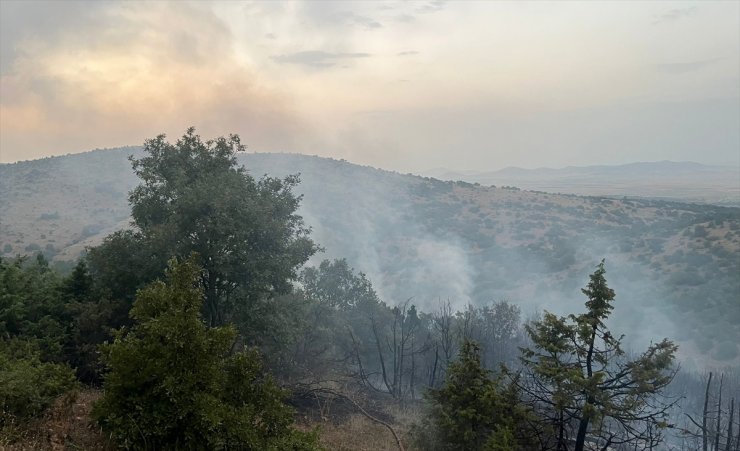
[
  {"x1": 576, "y1": 324, "x2": 599, "y2": 451},
  {"x1": 704, "y1": 372, "x2": 713, "y2": 451},
  {"x1": 735, "y1": 402, "x2": 740, "y2": 451},
  {"x1": 410, "y1": 335, "x2": 415, "y2": 400},
  {"x1": 371, "y1": 317, "x2": 392, "y2": 395},
  {"x1": 716, "y1": 374, "x2": 724, "y2": 451},
  {"x1": 557, "y1": 408, "x2": 566, "y2": 451},
  {"x1": 575, "y1": 398, "x2": 594, "y2": 451},
  {"x1": 429, "y1": 346, "x2": 439, "y2": 387},
  {"x1": 726, "y1": 397, "x2": 734, "y2": 451},
  {"x1": 734, "y1": 409, "x2": 740, "y2": 451}
]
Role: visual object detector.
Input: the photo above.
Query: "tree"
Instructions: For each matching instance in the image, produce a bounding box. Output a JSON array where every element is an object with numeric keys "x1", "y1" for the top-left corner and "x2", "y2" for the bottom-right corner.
[
  {"x1": 301, "y1": 259, "x2": 379, "y2": 311},
  {"x1": 0, "y1": 255, "x2": 69, "y2": 362},
  {"x1": 92, "y1": 257, "x2": 318, "y2": 450},
  {"x1": 419, "y1": 339, "x2": 533, "y2": 451},
  {"x1": 0, "y1": 256, "x2": 77, "y2": 425},
  {"x1": 88, "y1": 128, "x2": 317, "y2": 330},
  {"x1": 60, "y1": 260, "x2": 129, "y2": 383},
  {"x1": 520, "y1": 261, "x2": 678, "y2": 451}
]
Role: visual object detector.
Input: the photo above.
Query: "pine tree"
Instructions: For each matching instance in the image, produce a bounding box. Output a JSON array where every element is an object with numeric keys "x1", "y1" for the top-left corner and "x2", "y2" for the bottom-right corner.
[
  {"x1": 520, "y1": 261, "x2": 678, "y2": 451},
  {"x1": 92, "y1": 256, "x2": 318, "y2": 450},
  {"x1": 423, "y1": 339, "x2": 532, "y2": 451}
]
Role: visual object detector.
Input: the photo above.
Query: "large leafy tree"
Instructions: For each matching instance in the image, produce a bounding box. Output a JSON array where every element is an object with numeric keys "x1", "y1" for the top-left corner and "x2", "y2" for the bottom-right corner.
[
  {"x1": 520, "y1": 261, "x2": 678, "y2": 451},
  {"x1": 92, "y1": 257, "x2": 318, "y2": 450},
  {"x1": 88, "y1": 128, "x2": 317, "y2": 328}
]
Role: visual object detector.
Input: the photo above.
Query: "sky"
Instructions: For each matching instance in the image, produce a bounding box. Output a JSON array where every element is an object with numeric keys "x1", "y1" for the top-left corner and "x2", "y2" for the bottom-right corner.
[{"x1": 0, "y1": 0, "x2": 738, "y2": 172}]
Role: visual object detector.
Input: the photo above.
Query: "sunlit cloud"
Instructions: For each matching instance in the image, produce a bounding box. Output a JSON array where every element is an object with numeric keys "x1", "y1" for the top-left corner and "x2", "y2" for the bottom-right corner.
[
  {"x1": 0, "y1": 0, "x2": 738, "y2": 169},
  {"x1": 0, "y1": 2, "x2": 315, "y2": 161},
  {"x1": 652, "y1": 6, "x2": 697, "y2": 25},
  {"x1": 272, "y1": 51, "x2": 372, "y2": 68}
]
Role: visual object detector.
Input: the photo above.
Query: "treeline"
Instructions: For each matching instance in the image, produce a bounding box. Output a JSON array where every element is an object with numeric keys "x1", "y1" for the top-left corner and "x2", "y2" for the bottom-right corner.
[{"x1": 0, "y1": 129, "x2": 729, "y2": 451}]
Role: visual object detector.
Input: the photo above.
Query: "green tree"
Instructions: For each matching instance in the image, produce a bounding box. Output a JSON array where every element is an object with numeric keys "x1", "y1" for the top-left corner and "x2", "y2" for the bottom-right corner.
[
  {"x1": 0, "y1": 340, "x2": 77, "y2": 425},
  {"x1": 295, "y1": 259, "x2": 387, "y2": 382},
  {"x1": 61, "y1": 260, "x2": 129, "y2": 383},
  {"x1": 0, "y1": 255, "x2": 69, "y2": 362},
  {"x1": 520, "y1": 261, "x2": 678, "y2": 451},
  {"x1": 0, "y1": 256, "x2": 77, "y2": 426},
  {"x1": 420, "y1": 340, "x2": 533, "y2": 451},
  {"x1": 88, "y1": 128, "x2": 317, "y2": 330},
  {"x1": 301, "y1": 259, "x2": 379, "y2": 310},
  {"x1": 92, "y1": 257, "x2": 319, "y2": 450}
]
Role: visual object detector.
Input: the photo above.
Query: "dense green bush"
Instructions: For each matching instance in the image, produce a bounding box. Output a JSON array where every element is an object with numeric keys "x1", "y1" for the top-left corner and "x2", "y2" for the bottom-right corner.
[
  {"x1": 0, "y1": 340, "x2": 77, "y2": 423},
  {"x1": 415, "y1": 340, "x2": 533, "y2": 451},
  {"x1": 92, "y1": 257, "x2": 319, "y2": 450}
]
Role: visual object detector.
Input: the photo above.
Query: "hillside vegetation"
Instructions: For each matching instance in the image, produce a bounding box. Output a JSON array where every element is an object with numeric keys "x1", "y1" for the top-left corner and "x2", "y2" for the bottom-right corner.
[
  {"x1": 1, "y1": 149, "x2": 739, "y2": 365},
  {"x1": 424, "y1": 161, "x2": 740, "y2": 206}
]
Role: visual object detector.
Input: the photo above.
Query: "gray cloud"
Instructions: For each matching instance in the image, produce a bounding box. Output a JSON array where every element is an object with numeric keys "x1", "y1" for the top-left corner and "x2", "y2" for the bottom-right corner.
[
  {"x1": 395, "y1": 14, "x2": 416, "y2": 23},
  {"x1": 397, "y1": 50, "x2": 419, "y2": 56},
  {"x1": 656, "y1": 58, "x2": 723, "y2": 74},
  {"x1": 271, "y1": 51, "x2": 371, "y2": 68},
  {"x1": 390, "y1": 1, "x2": 444, "y2": 25},
  {"x1": 0, "y1": 1, "x2": 320, "y2": 162},
  {"x1": 346, "y1": 13, "x2": 382, "y2": 29},
  {"x1": 0, "y1": 0, "x2": 106, "y2": 75},
  {"x1": 294, "y1": 4, "x2": 382, "y2": 30},
  {"x1": 416, "y1": 1, "x2": 446, "y2": 14},
  {"x1": 653, "y1": 6, "x2": 697, "y2": 24}
]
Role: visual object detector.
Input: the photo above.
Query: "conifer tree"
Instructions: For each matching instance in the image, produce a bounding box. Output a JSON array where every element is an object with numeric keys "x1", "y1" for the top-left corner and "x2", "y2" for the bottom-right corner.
[
  {"x1": 424, "y1": 339, "x2": 532, "y2": 451},
  {"x1": 93, "y1": 257, "x2": 318, "y2": 450},
  {"x1": 520, "y1": 261, "x2": 678, "y2": 451}
]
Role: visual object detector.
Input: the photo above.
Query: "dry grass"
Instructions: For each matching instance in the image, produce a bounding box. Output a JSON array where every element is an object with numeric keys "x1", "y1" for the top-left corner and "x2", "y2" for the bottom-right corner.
[
  {"x1": 297, "y1": 403, "x2": 423, "y2": 451},
  {"x1": 1, "y1": 387, "x2": 422, "y2": 451},
  {"x1": 0, "y1": 389, "x2": 110, "y2": 451},
  {"x1": 307, "y1": 414, "x2": 404, "y2": 451}
]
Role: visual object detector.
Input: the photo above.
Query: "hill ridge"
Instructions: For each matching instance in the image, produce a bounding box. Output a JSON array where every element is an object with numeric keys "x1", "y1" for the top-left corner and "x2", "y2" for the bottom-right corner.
[{"x1": 1, "y1": 148, "x2": 739, "y2": 367}]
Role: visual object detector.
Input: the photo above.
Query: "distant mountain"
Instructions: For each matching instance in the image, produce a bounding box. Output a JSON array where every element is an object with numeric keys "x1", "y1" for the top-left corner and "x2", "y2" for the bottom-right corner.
[
  {"x1": 423, "y1": 161, "x2": 740, "y2": 206},
  {"x1": 1, "y1": 149, "x2": 739, "y2": 367}
]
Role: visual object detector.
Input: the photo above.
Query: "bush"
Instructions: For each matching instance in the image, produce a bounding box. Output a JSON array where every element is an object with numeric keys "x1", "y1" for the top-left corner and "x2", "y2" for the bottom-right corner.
[
  {"x1": 92, "y1": 257, "x2": 319, "y2": 450},
  {"x1": 415, "y1": 340, "x2": 533, "y2": 451},
  {"x1": 0, "y1": 340, "x2": 77, "y2": 423}
]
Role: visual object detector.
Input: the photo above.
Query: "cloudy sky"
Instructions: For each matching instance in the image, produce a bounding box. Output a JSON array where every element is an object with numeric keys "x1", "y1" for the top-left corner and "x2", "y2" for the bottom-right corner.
[{"x1": 1, "y1": 1, "x2": 738, "y2": 171}]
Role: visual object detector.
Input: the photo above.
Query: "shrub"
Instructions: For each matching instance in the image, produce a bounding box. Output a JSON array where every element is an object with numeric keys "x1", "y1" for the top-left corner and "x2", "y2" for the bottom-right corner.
[
  {"x1": 92, "y1": 257, "x2": 319, "y2": 450},
  {"x1": 0, "y1": 340, "x2": 77, "y2": 423},
  {"x1": 416, "y1": 340, "x2": 533, "y2": 451}
]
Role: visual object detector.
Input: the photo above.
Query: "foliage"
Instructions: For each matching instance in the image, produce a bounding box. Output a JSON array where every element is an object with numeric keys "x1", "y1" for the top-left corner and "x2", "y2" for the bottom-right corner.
[
  {"x1": 88, "y1": 128, "x2": 318, "y2": 330},
  {"x1": 302, "y1": 259, "x2": 379, "y2": 310},
  {"x1": 0, "y1": 255, "x2": 69, "y2": 362},
  {"x1": 92, "y1": 257, "x2": 319, "y2": 450},
  {"x1": 417, "y1": 340, "x2": 533, "y2": 451},
  {"x1": 4, "y1": 148, "x2": 740, "y2": 360},
  {"x1": 519, "y1": 261, "x2": 678, "y2": 451},
  {"x1": 0, "y1": 339, "x2": 77, "y2": 423},
  {"x1": 62, "y1": 260, "x2": 130, "y2": 383}
]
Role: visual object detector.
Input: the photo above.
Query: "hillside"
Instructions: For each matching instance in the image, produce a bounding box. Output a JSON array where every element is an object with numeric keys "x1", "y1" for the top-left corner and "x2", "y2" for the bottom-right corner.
[
  {"x1": 1, "y1": 149, "x2": 739, "y2": 367},
  {"x1": 424, "y1": 161, "x2": 740, "y2": 206}
]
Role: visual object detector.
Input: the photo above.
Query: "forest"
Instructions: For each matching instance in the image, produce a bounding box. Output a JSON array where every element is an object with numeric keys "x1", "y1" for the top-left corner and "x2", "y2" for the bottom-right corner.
[{"x1": 1, "y1": 130, "x2": 739, "y2": 451}]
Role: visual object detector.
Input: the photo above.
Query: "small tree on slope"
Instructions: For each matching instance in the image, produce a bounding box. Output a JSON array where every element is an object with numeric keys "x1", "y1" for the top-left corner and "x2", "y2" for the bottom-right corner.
[
  {"x1": 520, "y1": 260, "x2": 678, "y2": 451},
  {"x1": 92, "y1": 257, "x2": 318, "y2": 450},
  {"x1": 421, "y1": 339, "x2": 534, "y2": 451}
]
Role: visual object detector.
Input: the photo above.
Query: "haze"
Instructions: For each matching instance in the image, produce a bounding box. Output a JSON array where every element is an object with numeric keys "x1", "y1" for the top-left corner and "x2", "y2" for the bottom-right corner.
[{"x1": 1, "y1": 0, "x2": 738, "y2": 171}]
